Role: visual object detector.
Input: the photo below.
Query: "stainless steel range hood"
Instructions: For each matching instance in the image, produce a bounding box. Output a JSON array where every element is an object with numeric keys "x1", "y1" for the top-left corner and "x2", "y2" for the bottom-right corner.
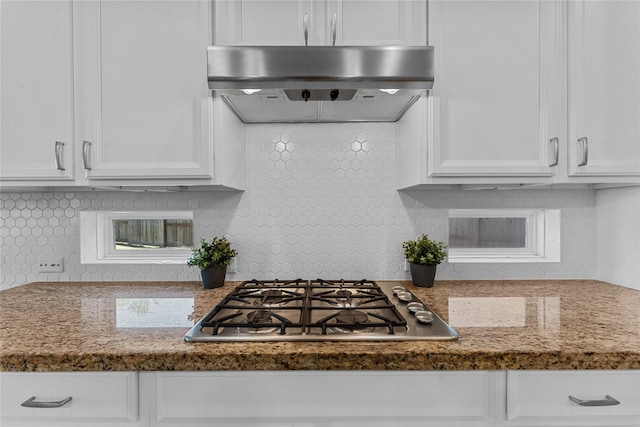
[{"x1": 207, "y1": 45, "x2": 434, "y2": 123}]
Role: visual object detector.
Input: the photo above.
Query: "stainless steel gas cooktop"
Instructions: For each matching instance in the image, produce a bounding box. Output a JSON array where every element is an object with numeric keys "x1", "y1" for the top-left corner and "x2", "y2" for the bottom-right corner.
[{"x1": 184, "y1": 279, "x2": 458, "y2": 342}]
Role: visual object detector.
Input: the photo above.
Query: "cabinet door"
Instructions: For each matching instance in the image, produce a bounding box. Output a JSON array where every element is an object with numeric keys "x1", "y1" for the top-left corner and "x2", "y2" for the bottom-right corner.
[
  {"x1": 0, "y1": 372, "x2": 140, "y2": 426},
  {"x1": 427, "y1": 1, "x2": 563, "y2": 177},
  {"x1": 215, "y1": 0, "x2": 315, "y2": 46},
  {"x1": 568, "y1": 1, "x2": 640, "y2": 177},
  {"x1": 75, "y1": 0, "x2": 213, "y2": 180},
  {"x1": 214, "y1": 0, "x2": 425, "y2": 47},
  {"x1": 326, "y1": 0, "x2": 426, "y2": 46},
  {"x1": 0, "y1": 0, "x2": 75, "y2": 182},
  {"x1": 154, "y1": 371, "x2": 496, "y2": 426},
  {"x1": 505, "y1": 370, "x2": 640, "y2": 426}
]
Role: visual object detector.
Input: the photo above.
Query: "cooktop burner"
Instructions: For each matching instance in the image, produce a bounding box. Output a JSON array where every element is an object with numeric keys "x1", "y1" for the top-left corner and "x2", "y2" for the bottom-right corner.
[{"x1": 184, "y1": 279, "x2": 458, "y2": 342}]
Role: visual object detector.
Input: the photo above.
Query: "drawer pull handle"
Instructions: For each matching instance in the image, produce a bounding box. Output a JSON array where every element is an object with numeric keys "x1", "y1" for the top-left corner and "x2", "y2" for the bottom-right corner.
[
  {"x1": 82, "y1": 140, "x2": 92, "y2": 170},
  {"x1": 331, "y1": 12, "x2": 337, "y2": 46},
  {"x1": 549, "y1": 137, "x2": 559, "y2": 167},
  {"x1": 54, "y1": 141, "x2": 66, "y2": 171},
  {"x1": 568, "y1": 394, "x2": 620, "y2": 407},
  {"x1": 21, "y1": 396, "x2": 72, "y2": 408},
  {"x1": 577, "y1": 136, "x2": 588, "y2": 167}
]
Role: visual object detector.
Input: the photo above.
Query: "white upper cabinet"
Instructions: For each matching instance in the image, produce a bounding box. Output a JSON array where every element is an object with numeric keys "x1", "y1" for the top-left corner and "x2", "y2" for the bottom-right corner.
[
  {"x1": 74, "y1": 0, "x2": 215, "y2": 181},
  {"x1": 215, "y1": 0, "x2": 314, "y2": 46},
  {"x1": 0, "y1": 0, "x2": 75, "y2": 182},
  {"x1": 325, "y1": 0, "x2": 426, "y2": 46},
  {"x1": 398, "y1": 0, "x2": 640, "y2": 188},
  {"x1": 567, "y1": 0, "x2": 640, "y2": 178},
  {"x1": 215, "y1": 0, "x2": 425, "y2": 46},
  {"x1": 426, "y1": 0, "x2": 563, "y2": 178},
  {"x1": 2, "y1": 0, "x2": 243, "y2": 190}
]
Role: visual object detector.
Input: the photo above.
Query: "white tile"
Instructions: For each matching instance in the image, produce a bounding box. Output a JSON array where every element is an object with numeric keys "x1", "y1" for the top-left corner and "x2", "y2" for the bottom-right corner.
[{"x1": 1, "y1": 123, "x2": 598, "y2": 288}]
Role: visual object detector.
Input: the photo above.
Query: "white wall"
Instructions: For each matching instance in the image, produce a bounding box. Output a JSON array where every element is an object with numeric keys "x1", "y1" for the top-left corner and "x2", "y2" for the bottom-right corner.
[
  {"x1": 1, "y1": 123, "x2": 598, "y2": 289},
  {"x1": 596, "y1": 186, "x2": 640, "y2": 290}
]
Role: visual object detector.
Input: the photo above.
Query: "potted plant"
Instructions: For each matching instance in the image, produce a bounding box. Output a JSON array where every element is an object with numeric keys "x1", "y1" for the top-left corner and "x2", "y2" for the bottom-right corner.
[
  {"x1": 187, "y1": 237, "x2": 237, "y2": 289},
  {"x1": 402, "y1": 234, "x2": 447, "y2": 288}
]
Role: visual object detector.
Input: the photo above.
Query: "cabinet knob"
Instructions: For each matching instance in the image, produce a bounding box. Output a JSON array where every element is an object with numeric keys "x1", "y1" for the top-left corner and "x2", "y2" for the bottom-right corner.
[
  {"x1": 21, "y1": 396, "x2": 72, "y2": 408},
  {"x1": 568, "y1": 394, "x2": 620, "y2": 407}
]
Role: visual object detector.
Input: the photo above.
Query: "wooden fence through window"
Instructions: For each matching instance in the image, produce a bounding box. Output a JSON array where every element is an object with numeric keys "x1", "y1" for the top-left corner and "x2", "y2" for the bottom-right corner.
[{"x1": 114, "y1": 220, "x2": 193, "y2": 248}]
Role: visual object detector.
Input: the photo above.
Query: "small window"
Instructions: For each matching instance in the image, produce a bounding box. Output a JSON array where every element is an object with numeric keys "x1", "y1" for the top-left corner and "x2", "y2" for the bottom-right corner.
[
  {"x1": 450, "y1": 217, "x2": 527, "y2": 249},
  {"x1": 80, "y1": 211, "x2": 193, "y2": 264},
  {"x1": 447, "y1": 209, "x2": 560, "y2": 263}
]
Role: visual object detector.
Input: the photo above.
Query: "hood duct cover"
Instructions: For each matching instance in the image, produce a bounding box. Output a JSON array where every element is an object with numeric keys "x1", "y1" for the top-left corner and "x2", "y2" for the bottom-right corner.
[{"x1": 207, "y1": 45, "x2": 434, "y2": 123}]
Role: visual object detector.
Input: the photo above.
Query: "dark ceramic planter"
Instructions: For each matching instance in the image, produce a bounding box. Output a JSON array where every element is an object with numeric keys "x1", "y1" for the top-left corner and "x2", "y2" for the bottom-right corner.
[
  {"x1": 200, "y1": 265, "x2": 227, "y2": 289},
  {"x1": 409, "y1": 263, "x2": 437, "y2": 288}
]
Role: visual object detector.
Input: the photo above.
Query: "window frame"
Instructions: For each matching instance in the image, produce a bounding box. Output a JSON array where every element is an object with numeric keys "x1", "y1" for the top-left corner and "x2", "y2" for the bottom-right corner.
[
  {"x1": 80, "y1": 211, "x2": 193, "y2": 264},
  {"x1": 447, "y1": 209, "x2": 560, "y2": 263}
]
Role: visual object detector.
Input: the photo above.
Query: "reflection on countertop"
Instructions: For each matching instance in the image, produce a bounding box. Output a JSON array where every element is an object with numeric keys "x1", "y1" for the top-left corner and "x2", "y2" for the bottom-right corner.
[
  {"x1": 449, "y1": 297, "x2": 528, "y2": 327},
  {"x1": 81, "y1": 297, "x2": 195, "y2": 329},
  {"x1": 1, "y1": 280, "x2": 638, "y2": 372},
  {"x1": 115, "y1": 298, "x2": 194, "y2": 328},
  {"x1": 448, "y1": 296, "x2": 562, "y2": 347},
  {"x1": 449, "y1": 296, "x2": 560, "y2": 329}
]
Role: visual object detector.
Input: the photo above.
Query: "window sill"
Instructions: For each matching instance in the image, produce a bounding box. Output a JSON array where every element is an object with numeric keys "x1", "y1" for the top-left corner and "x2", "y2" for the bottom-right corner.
[{"x1": 448, "y1": 254, "x2": 560, "y2": 264}]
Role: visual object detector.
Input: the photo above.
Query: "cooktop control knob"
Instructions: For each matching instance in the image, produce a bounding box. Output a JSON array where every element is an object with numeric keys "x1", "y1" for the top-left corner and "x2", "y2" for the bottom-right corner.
[
  {"x1": 407, "y1": 302, "x2": 426, "y2": 313},
  {"x1": 392, "y1": 286, "x2": 407, "y2": 295},
  {"x1": 415, "y1": 310, "x2": 434, "y2": 324},
  {"x1": 397, "y1": 291, "x2": 413, "y2": 302}
]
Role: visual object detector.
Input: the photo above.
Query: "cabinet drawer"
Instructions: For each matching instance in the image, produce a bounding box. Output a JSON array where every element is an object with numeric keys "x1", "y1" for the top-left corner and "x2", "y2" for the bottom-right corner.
[
  {"x1": 156, "y1": 371, "x2": 494, "y2": 425},
  {"x1": 0, "y1": 372, "x2": 138, "y2": 422},
  {"x1": 506, "y1": 370, "x2": 640, "y2": 425}
]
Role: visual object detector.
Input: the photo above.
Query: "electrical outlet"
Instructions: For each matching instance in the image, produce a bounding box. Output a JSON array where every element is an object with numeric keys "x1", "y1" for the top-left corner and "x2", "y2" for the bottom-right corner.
[
  {"x1": 38, "y1": 256, "x2": 64, "y2": 273},
  {"x1": 404, "y1": 259, "x2": 409, "y2": 272}
]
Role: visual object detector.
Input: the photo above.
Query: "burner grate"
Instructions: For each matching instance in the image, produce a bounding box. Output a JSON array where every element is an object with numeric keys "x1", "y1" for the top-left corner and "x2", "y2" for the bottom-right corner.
[
  {"x1": 185, "y1": 279, "x2": 459, "y2": 342},
  {"x1": 198, "y1": 278, "x2": 407, "y2": 336}
]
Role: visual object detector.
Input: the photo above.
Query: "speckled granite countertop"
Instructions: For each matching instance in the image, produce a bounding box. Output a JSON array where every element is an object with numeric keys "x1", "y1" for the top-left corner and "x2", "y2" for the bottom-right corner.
[{"x1": 1, "y1": 280, "x2": 638, "y2": 372}]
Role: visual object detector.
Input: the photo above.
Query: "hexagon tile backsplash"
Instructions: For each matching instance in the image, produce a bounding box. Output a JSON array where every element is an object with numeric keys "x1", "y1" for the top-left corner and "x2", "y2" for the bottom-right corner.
[{"x1": 1, "y1": 123, "x2": 597, "y2": 289}]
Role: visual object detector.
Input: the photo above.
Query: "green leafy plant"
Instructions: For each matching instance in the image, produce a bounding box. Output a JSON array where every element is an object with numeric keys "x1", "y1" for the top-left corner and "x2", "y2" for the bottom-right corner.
[
  {"x1": 187, "y1": 237, "x2": 237, "y2": 270},
  {"x1": 402, "y1": 234, "x2": 447, "y2": 265}
]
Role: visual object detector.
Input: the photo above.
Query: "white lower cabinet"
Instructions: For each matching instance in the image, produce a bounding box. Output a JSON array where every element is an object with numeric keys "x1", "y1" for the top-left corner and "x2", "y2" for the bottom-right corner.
[
  {"x1": 501, "y1": 370, "x2": 640, "y2": 427},
  {"x1": 0, "y1": 372, "x2": 142, "y2": 427},
  {"x1": 147, "y1": 371, "x2": 498, "y2": 427},
  {"x1": 2, "y1": 370, "x2": 639, "y2": 426}
]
